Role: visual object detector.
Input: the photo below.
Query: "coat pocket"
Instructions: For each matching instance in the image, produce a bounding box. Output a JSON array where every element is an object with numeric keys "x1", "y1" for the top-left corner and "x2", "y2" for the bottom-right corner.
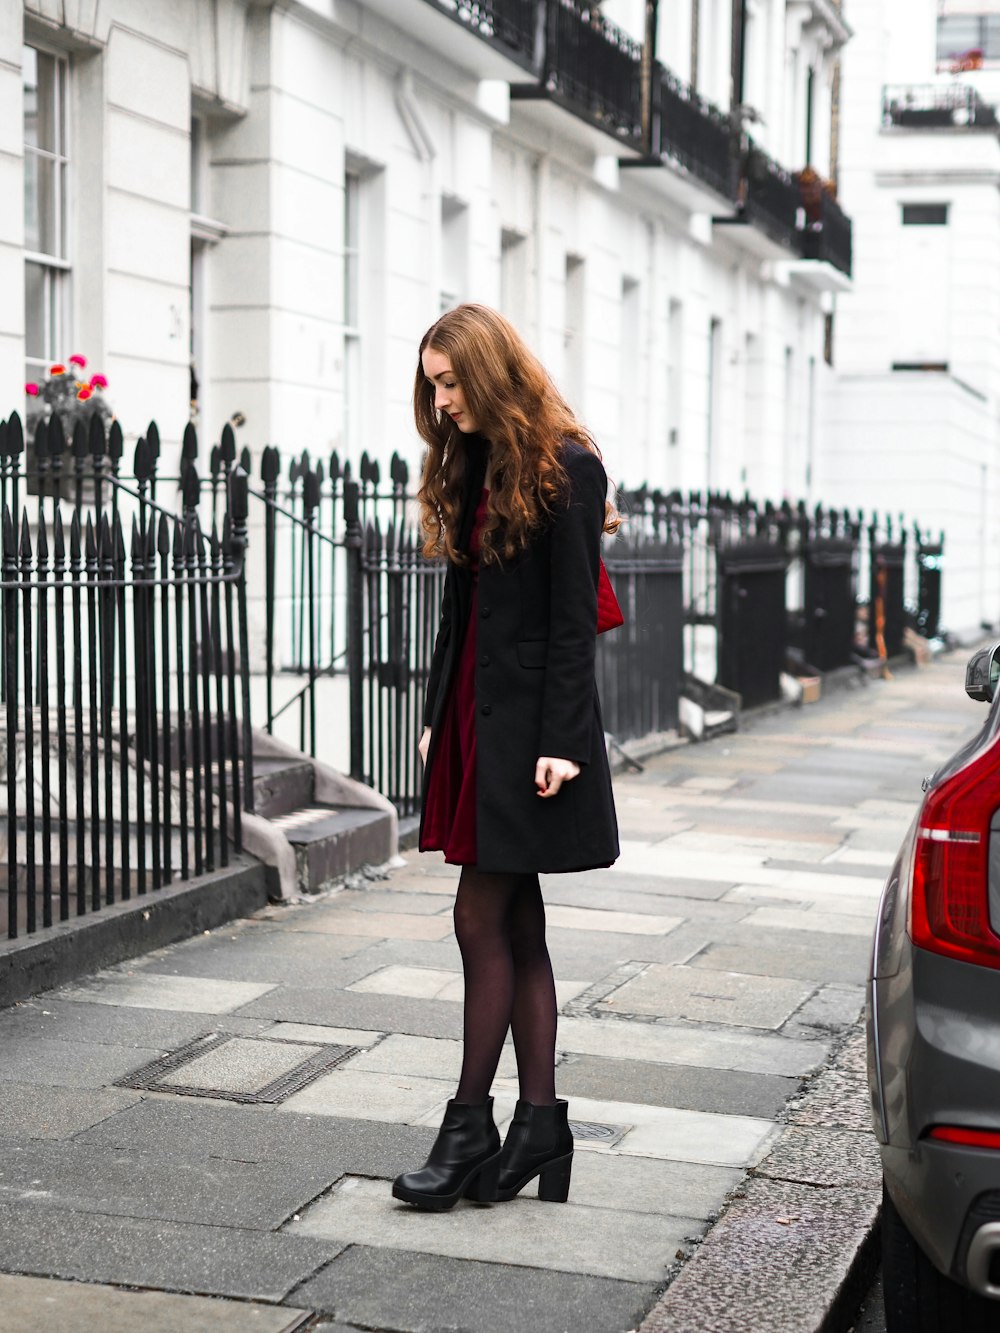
[{"x1": 516, "y1": 639, "x2": 548, "y2": 669}]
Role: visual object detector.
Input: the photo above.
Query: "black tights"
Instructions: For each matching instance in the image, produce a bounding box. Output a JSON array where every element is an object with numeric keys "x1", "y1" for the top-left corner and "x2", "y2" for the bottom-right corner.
[{"x1": 452, "y1": 867, "x2": 558, "y2": 1106}]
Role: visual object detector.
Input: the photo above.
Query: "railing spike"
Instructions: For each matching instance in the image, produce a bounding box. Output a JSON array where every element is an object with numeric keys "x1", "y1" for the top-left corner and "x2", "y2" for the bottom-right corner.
[
  {"x1": 88, "y1": 412, "x2": 105, "y2": 458},
  {"x1": 108, "y1": 419, "x2": 123, "y2": 462},
  {"x1": 7, "y1": 411, "x2": 24, "y2": 457},
  {"x1": 220, "y1": 421, "x2": 236, "y2": 464},
  {"x1": 182, "y1": 421, "x2": 199, "y2": 461}
]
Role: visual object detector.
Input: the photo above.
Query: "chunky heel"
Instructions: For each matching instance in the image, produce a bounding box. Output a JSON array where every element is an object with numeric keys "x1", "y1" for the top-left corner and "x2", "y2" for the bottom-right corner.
[
  {"x1": 537, "y1": 1152, "x2": 573, "y2": 1203},
  {"x1": 465, "y1": 1149, "x2": 501, "y2": 1203},
  {"x1": 496, "y1": 1099, "x2": 576, "y2": 1202}
]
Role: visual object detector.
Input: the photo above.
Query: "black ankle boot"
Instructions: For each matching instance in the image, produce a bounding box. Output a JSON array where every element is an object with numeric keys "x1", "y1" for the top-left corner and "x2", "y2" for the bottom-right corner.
[
  {"x1": 391, "y1": 1098, "x2": 501, "y2": 1211},
  {"x1": 496, "y1": 1099, "x2": 574, "y2": 1202}
]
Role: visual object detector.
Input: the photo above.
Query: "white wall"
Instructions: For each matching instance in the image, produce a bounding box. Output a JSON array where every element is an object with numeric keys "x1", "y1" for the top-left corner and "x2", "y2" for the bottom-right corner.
[{"x1": 831, "y1": 0, "x2": 1000, "y2": 633}]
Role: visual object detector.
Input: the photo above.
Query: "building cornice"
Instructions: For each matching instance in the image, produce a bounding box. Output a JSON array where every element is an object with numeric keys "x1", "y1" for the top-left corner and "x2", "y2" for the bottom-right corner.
[{"x1": 787, "y1": 0, "x2": 853, "y2": 49}]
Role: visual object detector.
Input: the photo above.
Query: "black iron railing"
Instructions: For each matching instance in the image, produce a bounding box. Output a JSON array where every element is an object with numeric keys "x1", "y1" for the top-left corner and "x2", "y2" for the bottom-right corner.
[
  {"x1": 883, "y1": 82, "x2": 998, "y2": 129},
  {"x1": 800, "y1": 189, "x2": 853, "y2": 276},
  {"x1": 540, "y1": 0, "x2": 643, "y2": 144},
  {"x1": 423, "y1": 0, "x2": 542, "y2": 71},
  {"x1": 740, "y1": 139, "x2": 802, "y2": 252},
  {"x1": 653, "y1": 65, "x2": 736, "y2": 200},
  {"x1": 0, "y1": 412, "x2": 253, "y2": 942}
]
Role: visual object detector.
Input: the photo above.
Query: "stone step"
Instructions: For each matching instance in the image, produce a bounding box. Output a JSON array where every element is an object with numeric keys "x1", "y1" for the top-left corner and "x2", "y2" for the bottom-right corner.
[
  {"x1": 269, "y1": 804, "x2": 394, "y2": 895},
  {"x1": 251, "y1": 755, "x2": 315, "y2": 819}
]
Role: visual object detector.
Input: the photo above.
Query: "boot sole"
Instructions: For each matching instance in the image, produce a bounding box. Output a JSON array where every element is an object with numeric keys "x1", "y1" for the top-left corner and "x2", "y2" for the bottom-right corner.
[{"x1": 392, "y1": 1149, "x2": 501, "y2": 1211}]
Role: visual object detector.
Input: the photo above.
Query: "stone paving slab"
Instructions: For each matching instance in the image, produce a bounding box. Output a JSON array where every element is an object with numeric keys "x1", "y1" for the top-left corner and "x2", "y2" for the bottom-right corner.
[
  {"x1": 568, "y1": 1150, "x2": 743, "y2": 1217},
  {"x1": 287, "y1": 1174, "x2": 695, "y2": 1282},
  {"x1": 77, "y1": 1098, "x2": 436, "y2": 1175},
  {"x1": 0, "y1": 1273, "x2": 308, "y2": 1333},
  {"x1": 281, "y1": 909, "x2": 454, "y2": 940},
  {"x1": 740, "y1": 905, "x2": 875, "y2": 937},
  {"x1": 598, "y1": 962, "x2": 813, "y2": 1029},
  {"x1": 555, "y1": 1052, "x2": 798, "y2": 1118},
  {"x1": 55, "y1": 971, "x2": 278, "y2": 1013},
  {"x1": 556, "y1": 1014, "x2": 830, "y2": 1077},
  {"x1": 233, "y1": 987, "x2": 466, "y2": 1038},
  {"x1": 343, "y1": 1033, "x2": 518, "y2": 1082},
  {"x1": 280, "y1": 1067, "x2": 453, "y2": 1123},
  {"x1": 0, "y1": 1084, "x2": 142, "y2": 1139},
  {"x1": 0, "y1": 1138, "x2": 334, "y2": 1230},
  {"x1": 689, "y1": 933, "x2": 870, "y2": 986},
  {"x1": 1, "y1": 1036, "x2": 165, "y2": 1089},
  {"x1": 0, "y1": 996, "x2": 239, "y2": 1048},
  {"x1": 0, "y1": 1200, "x2": 339, "y2": 1303},
  {"x1": 290, "y1": 1244, "x2": 656, "y2": 1333}
]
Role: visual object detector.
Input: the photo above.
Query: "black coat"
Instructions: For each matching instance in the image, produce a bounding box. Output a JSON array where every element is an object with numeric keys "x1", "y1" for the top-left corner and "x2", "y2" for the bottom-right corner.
[{"x1": 420, "y1": 440, "x2": 619, "y2": 874}]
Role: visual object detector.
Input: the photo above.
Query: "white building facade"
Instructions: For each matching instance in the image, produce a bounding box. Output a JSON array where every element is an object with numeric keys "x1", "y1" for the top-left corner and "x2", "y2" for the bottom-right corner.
[
  {"x1": 4, "y1": 0, "x2": 853, "y2": 508},
  {"x1": 827, "y1": 0, "x2": 1000, "y2": 637}
]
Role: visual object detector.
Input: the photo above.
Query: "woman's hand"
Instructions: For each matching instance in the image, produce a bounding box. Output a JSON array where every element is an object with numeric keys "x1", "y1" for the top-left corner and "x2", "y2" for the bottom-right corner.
[
  {"x1": 535, "y1": 756, "x2": 581, "y2": 798},
  {"x1": 419, "y1": 727, "x2": 432, "y2": 766}
]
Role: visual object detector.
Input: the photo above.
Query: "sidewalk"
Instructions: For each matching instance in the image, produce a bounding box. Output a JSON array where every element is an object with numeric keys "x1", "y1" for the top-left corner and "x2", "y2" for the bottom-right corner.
[{"x1": 0, "y1": 652, "x2": 982, "y2": 1333}]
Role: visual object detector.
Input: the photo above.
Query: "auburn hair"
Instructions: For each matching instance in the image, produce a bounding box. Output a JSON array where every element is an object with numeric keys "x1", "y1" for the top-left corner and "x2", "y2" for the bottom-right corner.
[{"x1": 414, "y1": 304, "x2": 618, "y2": 565}]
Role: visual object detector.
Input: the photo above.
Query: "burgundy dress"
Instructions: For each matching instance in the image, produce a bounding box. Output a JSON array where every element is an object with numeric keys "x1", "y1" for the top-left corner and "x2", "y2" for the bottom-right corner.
[{"x1": 420, "y1": 489, "x2": 489, "y2": 866}]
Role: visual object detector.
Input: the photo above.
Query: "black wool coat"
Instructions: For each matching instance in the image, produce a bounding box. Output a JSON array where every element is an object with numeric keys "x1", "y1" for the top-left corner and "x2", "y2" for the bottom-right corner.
[{"x1": 420, "y1": 439, "x2": 620, "y2": 875}]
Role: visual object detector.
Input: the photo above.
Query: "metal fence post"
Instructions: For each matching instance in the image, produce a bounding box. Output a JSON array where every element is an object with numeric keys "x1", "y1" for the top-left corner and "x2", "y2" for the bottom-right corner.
[{"x1": 344, "y1": 478, "x2": 365, "y2": 784}]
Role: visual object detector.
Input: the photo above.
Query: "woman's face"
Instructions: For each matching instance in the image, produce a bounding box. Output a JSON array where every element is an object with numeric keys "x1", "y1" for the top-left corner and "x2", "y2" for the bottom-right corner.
[{"x1": 421, "y1": 346, "x2": 479, "y2": 434}]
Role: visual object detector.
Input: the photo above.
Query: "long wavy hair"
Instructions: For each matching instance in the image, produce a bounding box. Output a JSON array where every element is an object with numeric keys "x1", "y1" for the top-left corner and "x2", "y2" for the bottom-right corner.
[{"x1": 414, "y1": 304, "x2": 618, "y2": 565}]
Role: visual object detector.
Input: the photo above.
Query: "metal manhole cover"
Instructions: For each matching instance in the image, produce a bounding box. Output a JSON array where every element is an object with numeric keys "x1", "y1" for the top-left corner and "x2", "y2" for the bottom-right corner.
[
  {"x1": 115, "y1": 1031, "x2": 360, "y2": 1105},
  {"x1": 568, "y1": 1119, "x2": 631, "y2": 1147}
]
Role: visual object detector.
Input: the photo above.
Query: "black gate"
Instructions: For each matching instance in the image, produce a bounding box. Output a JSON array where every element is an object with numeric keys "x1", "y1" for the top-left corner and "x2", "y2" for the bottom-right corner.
[
  {"x1": 599, "y1": 541, "x2": 683, "y2": 742},
  {"x1": 916, "y1": 533, "x2": 944, "y2": 638},
  {"x1": 869, "y1": 540, "x2": 906, "y2": 658},
  {"x1": 804, "y1": 538, "x2": 856, "y2": 671},
  {"x1": 718, "y1": 540, "x2": 787, "y2": 708}
]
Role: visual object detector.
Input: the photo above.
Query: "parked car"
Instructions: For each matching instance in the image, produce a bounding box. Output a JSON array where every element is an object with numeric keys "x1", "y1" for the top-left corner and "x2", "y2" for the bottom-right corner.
[{"x1": 868, "y1": 642, "x2": 1000, "y2": 1330}]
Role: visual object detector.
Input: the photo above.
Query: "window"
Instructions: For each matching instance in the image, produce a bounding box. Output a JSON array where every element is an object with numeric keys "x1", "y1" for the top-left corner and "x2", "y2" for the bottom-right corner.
[
  {"x1": 24, "y1": 45, "x2": 70, "y2": 385},
  {"x1": 667, "y1": 298, "x2": 683, "y2": 447},
  {"x1": 440, "y1": 196, "x2": 468, "y2": 314},
  {"x1": 500, "y1": 228, "x2": 527, "y2": 323},
  {"x1": 564, "y1": 255, "x2": 585, "y2": 410},
  {"x1": 344, "y1": 170, "x2": 361, "y2": 455},
  {"x1": 620, "y1": 277, "x2": 640, "y2": 446},
  {"x1": 937, "y1": 16, "x2": 1000, "y2": 63},
  {"x1": 902, "y1": 203, "x2": 949, "y2": 226}
]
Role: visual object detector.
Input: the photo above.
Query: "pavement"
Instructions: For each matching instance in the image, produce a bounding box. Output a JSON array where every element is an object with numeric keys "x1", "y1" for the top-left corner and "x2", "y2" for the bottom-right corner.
[{"x1": 0, "y1": 650, "x2": 984, "y2": 1333}]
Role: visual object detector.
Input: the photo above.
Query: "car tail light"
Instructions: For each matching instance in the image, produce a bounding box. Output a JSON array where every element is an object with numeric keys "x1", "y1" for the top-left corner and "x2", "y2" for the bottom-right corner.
[
  {"x1": 910, "y1": 742, "x2": 1000, "y2": 969},
  {"x1": 927, "y1": 1126, "x2": 1000, "y2": 1150}
]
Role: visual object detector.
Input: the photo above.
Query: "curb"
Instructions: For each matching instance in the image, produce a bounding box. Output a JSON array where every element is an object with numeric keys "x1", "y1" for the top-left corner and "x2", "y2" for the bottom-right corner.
[
  {"x1": 639, "y1": 1017, "x2": 880, "y2": 1333},
  {"x1": 0, "y1": 857, "x2": 268, "y2": 1008}
]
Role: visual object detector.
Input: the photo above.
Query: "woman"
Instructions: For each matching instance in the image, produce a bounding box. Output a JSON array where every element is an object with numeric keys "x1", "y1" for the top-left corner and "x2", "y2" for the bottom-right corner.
[{"x1": 391, "y1": 304, "x2": 619, "y2": 1213}]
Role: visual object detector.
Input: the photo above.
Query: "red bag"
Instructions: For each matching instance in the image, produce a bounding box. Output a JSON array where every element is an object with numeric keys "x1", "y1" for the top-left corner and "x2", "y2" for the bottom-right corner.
[{"x1": 597, "y1": 559, "x2": 624, "y2": 634}]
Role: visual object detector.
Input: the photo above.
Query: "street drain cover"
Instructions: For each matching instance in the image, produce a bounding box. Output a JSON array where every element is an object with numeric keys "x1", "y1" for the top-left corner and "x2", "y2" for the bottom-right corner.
[
  {"x1": 116, "y1": 1031, "x2": 360, "y2": 1105},
  {"x1": 568, "y1": 1120, "x2": 630, "y2": 1147}
]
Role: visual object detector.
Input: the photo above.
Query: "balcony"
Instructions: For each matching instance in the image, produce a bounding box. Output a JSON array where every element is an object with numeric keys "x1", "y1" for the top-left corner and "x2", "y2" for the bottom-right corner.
[
  {"x1": 713, "y1": 143, "x2": 852, "y2": 281},
  {"x1": 882, "y1": 82, "x2": 998, "y2": 129},
  {"x1": 800, "y1": 189, "x2": 853, "y2": 278},
  {"x1": 512, "y1": 0, "x2": 644, "y2": 151},
  {"x1": 621, "y1": 64, "x2": 737, "y2": 208}
]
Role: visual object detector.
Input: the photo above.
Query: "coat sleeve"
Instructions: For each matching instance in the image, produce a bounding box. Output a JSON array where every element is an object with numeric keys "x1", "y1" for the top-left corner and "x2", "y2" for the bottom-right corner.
[
  {"x1": 538, "y1": 448, "x2": 606, "y2": 764},
  {"x1": 423, "y1": 562, "x2": 455, "y2": 728}
]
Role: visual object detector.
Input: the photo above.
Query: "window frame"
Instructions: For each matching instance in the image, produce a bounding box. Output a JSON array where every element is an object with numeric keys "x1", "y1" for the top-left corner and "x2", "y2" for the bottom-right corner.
[{"x1": 23, "y1": 41, "x2": 72, "y2": 384}]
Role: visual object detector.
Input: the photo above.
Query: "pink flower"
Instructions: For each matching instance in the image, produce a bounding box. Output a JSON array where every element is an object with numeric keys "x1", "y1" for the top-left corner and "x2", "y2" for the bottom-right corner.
[
  {"x1": 76, "y1": 387, "x2": 92, "y2": 401},
  {"x1": 89, "y1": 373, "x2": 108, "y2": 389},
  {"x1": 25, "y1": 383, "x2": 39, "y2": 396},
  {"x1": 49, "y1": 364, "x2": 66, "y2": 376},
  {"x1": 69, "y1": 354, "x2": 87, "y2": 369}
]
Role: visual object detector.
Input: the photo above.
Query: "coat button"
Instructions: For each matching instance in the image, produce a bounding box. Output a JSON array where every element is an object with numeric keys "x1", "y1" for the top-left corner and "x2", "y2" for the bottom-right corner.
[
  {"x1": 481, "y1": 704, "x2": 492, "y2": 716},
  {"x1": 480, "y1": 654, "x2": 491, "y2": 667},
  {"x1": 480, "y1": 606, "x2": 491, "y2": 618}
]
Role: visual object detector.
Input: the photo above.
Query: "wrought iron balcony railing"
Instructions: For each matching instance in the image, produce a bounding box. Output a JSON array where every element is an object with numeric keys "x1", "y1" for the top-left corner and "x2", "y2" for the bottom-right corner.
[
  {"x1": 652, "y1": 64, "x2": 736, "y2": 200},
  {"x1": 800, "y1": 189, "x2": 853, "y2": 277},
  {"x1": 421, "y1": 0, "x2": 542, "y2": 72},
  {"x1": 535, "y1": 0, "x2": 643, "y2": 146},
  {"x1": 740, "y1": 140, "x2": 802, "y2": 251},
  {"x1": 882, "y1": 82, "x2": 998, "y2": 129}
]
